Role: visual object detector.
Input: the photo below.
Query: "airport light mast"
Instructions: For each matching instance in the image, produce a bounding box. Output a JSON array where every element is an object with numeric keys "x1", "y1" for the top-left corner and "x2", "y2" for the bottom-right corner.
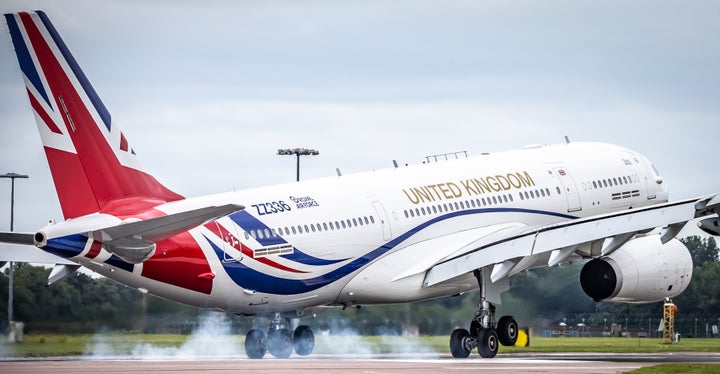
[
  {"x1": 277, "y1": 148, "x2": 319, "y2": 182},
  {"x1": 1, "y1": 172, "x2": 29, "y2": 327}
]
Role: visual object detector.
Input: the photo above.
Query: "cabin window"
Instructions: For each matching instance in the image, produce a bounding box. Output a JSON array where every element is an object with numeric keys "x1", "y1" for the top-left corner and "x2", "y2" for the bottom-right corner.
[
  {"x1": 352, "y1": 218, "x2": 358, "y2": 226},
  {"x1": 291, "y1": 226, "x2": 297, "y2": 235},
  {"x1": 370, "y1": 216, "x2": 376, "y2": 224}
]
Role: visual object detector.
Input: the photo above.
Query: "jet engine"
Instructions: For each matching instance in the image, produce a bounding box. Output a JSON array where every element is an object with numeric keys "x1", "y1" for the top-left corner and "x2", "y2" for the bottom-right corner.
[{"x1": 580, "y1": 235, "x2": 693, "y2": 303}]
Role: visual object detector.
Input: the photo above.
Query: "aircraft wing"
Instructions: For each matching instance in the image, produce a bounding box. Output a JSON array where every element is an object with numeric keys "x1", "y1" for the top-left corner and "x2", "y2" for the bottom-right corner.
[{"x1": 424, "y1": 193, "x2": 720, "y2": 288}]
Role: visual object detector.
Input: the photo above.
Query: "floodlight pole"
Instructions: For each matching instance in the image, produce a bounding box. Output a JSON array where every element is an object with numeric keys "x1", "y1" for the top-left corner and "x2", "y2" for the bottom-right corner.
[
  {"x1": 1, "y1": 172, "x2": 29, "y2": 325},
  {"x1": 277, "y1": 148, "x2": 319, "y2": 182}
]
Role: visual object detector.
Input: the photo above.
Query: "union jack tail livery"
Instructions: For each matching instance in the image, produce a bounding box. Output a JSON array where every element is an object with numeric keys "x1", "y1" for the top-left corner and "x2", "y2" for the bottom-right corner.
[
  {"x1": 2, "y1": 10, "x2": 719, "y2": 360},
  {"x1": 5, "y1": 11, "x2": 182, "y2": 219}
]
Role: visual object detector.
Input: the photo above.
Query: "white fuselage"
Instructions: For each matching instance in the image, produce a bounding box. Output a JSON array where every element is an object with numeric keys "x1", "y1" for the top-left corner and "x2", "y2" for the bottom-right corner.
[{"x1": 61, "y1": 142, "x2": 667, "y2": 315}]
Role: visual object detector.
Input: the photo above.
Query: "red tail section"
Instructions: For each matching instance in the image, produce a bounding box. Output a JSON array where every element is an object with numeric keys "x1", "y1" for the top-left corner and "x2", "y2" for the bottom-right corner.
[{"x1": 5, "y1": 11, "x2": 183, "y2": 218}]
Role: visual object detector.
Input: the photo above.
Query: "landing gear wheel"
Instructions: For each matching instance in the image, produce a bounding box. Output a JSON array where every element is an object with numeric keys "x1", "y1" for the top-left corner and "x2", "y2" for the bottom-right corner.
[
  {"x1": 267, "y1": 329, "x2": 293, "y2": 359},
  {"x1": 497, "y1": 316, "x2": 518, "y2": 346},
  {"x1": 470, "y1": 320, "x2": 482, "y2": 337},
  {"x1": 450, "y1": 328, "x2": 472, "y2": 358},
  {"x1": 293, "y1": 325, "x2": 315, "y2": 356},
  {"x1": 477, "y1": 328, "x2": 499, "y2": 358},
  {"x1": 245, "y1": 329, "x2": 266, "y2": 359}
]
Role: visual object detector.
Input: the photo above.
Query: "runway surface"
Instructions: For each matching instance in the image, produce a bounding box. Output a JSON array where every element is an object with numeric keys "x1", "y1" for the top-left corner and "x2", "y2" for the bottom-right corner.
[{"x1": 1, "y1": 353, "x2": 719, "y2": 373}]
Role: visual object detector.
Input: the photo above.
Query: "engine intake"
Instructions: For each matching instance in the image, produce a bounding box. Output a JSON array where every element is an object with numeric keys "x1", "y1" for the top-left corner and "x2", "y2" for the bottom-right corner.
[{"x1": 580, "y1": 235, "x2": 692, "y2": 303}]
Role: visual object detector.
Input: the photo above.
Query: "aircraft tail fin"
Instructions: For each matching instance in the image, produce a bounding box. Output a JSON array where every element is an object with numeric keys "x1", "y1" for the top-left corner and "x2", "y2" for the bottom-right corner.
[{"x1": 4, "y1": 11, "x2": 183, "y2": 219}]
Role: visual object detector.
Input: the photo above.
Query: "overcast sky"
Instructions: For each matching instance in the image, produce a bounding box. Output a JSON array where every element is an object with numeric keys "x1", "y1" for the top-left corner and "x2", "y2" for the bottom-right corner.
[{"x1": 0, "y1": 1, "x2": 718, "y2": 235}]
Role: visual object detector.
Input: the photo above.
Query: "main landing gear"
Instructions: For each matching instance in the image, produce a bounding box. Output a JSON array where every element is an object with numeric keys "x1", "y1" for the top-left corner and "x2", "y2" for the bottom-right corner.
[
  {"x1": 244, "y1": 313, "x2": 315, "y2": 359},
  {"x1": 450, "y1": 269, "x2": 518, "y2": 358}
]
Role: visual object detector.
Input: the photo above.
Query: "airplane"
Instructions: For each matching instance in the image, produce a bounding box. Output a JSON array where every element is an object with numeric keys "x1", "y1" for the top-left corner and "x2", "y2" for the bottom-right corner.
[{"x1": 1, "y1": 10, "x2": 719, "y2": 359}]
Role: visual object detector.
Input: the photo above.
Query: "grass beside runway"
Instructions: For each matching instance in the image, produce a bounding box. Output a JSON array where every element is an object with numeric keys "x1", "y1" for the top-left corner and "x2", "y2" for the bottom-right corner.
[
  {"x1": 1, "y1": 334, "x2": 720, "y2": 357},
  {"x1": 629, "y1": 364, "x2": 720, "y2": 373}
]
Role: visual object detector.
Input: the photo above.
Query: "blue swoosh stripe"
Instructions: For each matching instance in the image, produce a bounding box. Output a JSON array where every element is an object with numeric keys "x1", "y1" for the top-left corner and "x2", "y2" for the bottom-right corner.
[
  {"x1": 229, "y1": 210, "x2": 345, "y2": 266},
  {"x1": 44, "y1": 234, "x2": 134, "y2": 272},
  {"x1": 215, "y1": 207, "x2": 576, "y2": 295}
]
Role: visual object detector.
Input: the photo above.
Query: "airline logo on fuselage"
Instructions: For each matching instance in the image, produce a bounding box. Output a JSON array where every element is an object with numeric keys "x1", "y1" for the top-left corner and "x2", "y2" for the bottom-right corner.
[
  {"x1": 402, "y1": 171, "x2": 535, "y2": 205},
  {"x1": 290, "y1": 195, "x2": 320, "y2": 209}
]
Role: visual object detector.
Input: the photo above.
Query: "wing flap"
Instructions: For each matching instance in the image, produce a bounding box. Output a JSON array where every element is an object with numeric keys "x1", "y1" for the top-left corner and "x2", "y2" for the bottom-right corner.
[{"x1": 389, "y1": 223, "x2": 527, "y2": 282}]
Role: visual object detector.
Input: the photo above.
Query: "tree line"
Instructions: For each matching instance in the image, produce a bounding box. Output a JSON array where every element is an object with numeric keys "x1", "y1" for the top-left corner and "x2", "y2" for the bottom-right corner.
[{"x1": 0, "y1": 235, "x2": 717, "y2": 336}]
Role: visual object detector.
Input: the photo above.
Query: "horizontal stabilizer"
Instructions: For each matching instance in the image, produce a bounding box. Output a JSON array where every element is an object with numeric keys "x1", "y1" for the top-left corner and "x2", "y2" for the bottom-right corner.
[
  {"x1": 0, "y1": 242, "x2": 75, "y2": 264},
  {"x1": 47, "y1": 264, "x2": 81, "y2": 285},
  {"x1": 104, "y1": 237, "x2": 156, "y2": 264},
  {"x1": 0, "y1": 232, "x2": 34, "y2": 245},
  {"x1": 90, "y1": 203, "x2": 244, "y2": 244}
]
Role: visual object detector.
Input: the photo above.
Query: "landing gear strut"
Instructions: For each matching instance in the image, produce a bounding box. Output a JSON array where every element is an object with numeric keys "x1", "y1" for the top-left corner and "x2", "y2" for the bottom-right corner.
[
  {"x1": 244, "y1": 313, "x2": 315, "y2": 359},
  {"x1": 449, "y1": 269, "x2": 518, "y2": 358}
]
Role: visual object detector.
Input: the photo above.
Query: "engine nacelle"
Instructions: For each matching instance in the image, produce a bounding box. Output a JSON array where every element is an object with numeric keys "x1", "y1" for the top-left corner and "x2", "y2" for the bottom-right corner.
[{"x1": 580, "y1": 235, "x2": 693, "y2": 303}]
